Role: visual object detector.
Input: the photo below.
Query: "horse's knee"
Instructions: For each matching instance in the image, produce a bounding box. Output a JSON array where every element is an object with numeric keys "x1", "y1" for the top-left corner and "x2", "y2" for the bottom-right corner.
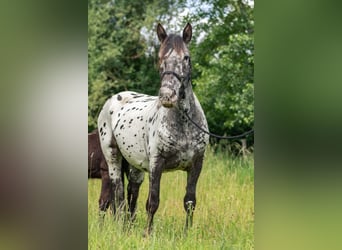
[
  {"x1": 148, "y1": 200, "x2": 160, "y2": 215},
  {"x1": 146, "y1": 192, "x2": 160, "y2": 215},
  {"x1": 128, "y1": 181, "x2": 141, "y2": 201},
  {"x1": 128, "y1": 181, "x2": 141, "y2": 198}
]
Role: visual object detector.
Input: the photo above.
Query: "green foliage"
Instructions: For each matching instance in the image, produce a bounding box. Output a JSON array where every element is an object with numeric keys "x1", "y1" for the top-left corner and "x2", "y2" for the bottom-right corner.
[
  {"x1": 88, "y1": 149, "x2": 254, "y2": 249},
  {"x1": 191, "y1": 0, "x2": 254, "y2": 140},
  {"x1": 195, "y1": 33, "x2": 254, "y2": 134}
]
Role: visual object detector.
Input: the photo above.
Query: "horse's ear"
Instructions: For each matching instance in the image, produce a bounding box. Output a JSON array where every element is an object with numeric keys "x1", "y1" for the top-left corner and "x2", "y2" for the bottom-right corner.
[
  {"x1": 157, "y1": 23, "x2": 167, "y2": 43},
  {"x1": 183, "y1": 23, "x2": 192, "y2": 44}
]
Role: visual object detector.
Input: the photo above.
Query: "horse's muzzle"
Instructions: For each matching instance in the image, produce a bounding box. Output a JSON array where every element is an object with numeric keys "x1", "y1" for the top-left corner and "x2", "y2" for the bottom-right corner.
[{"x1": 159, "y1": 87, "x2": 177, "y2": 108}]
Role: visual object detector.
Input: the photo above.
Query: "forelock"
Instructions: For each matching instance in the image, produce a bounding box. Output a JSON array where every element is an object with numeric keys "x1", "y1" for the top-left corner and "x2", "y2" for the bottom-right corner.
[{"x1": 159, "y1": 34, "x2": 187, "y2": 60}]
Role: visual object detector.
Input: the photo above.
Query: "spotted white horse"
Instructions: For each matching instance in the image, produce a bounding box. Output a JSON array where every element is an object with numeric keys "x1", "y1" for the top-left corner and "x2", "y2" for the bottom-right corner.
[{"x1": 98, "y1": 23, "x2": 209, "y2": 235}]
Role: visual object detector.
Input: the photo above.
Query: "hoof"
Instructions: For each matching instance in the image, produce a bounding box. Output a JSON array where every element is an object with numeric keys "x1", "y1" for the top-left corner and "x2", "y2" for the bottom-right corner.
[
  {"x1": 98, "y1": 210, "x2": 106, "y2": 220},
  {"x1": 142, "y1": 227, "x2": 152, "y2": 238}
]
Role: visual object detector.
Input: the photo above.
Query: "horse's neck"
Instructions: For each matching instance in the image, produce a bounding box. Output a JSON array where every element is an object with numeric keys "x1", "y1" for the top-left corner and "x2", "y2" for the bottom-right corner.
[{"x1": 180, "y1": 84, "x2": 197, "y2": 115}]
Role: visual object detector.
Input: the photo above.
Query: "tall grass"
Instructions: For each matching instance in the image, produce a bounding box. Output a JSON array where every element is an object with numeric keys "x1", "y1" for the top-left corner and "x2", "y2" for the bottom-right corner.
[{"x1": 88, "y1": 147, "x2": 254, "y2": 249}]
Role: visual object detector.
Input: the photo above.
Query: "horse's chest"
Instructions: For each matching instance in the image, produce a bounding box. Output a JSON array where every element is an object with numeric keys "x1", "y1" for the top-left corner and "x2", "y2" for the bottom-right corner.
[{"x1": 152, "y1": 122, "x2": 207, "y2": 170}]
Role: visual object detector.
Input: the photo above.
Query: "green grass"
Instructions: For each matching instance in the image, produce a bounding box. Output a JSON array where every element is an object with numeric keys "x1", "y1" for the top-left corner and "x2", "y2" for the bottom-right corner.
[{"x1": 88, "y1": 148, "x2": 254, "y2": 249}]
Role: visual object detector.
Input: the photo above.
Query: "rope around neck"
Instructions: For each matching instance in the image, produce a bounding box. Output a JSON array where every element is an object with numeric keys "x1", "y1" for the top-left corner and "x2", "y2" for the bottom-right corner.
[{"x1": 184, "y1": 111, "x2": 254, "y2": 140}]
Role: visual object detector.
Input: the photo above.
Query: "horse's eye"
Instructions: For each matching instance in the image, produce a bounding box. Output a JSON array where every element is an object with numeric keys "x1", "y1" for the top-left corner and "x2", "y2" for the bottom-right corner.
[
  {"x1": 183, "y1": 55, "x2": 190, "y2": 61},
  {"x1": 159, "y1": 61, "x2": 165, "y2": 70}
]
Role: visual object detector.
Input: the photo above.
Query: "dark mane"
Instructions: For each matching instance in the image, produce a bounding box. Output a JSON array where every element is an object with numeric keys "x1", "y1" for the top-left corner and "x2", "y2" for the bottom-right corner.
[{"x1": 159, "y1": 34, "x2": 186, "y2": 59}]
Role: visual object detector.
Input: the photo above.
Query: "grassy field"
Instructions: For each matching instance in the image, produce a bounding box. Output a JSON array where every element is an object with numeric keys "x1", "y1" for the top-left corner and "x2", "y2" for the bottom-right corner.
[{"x1": 88, "y1": 147, "x2": 254, "y2": 249}]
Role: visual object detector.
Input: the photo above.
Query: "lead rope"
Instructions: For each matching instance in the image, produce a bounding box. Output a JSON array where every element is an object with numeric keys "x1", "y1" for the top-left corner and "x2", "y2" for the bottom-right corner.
[{"x1": 184, "y1": 111, "x2": 254, "y2": 140}]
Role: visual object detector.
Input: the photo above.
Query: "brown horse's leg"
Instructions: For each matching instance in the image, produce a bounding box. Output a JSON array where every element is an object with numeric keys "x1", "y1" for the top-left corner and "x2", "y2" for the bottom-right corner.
[
  {"x1": 98, "y1": 166, "x2": 113, "y2": 217},
  {"x1": 144, "y1": 157, "x2": 164, "y2": 236},
  {"x1": 183, "y1": 154, "x2": 204, "y2": 232}
]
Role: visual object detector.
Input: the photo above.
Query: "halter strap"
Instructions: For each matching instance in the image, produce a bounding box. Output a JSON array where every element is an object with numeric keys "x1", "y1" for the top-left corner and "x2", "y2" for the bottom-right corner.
[{"x1": 161, "y1": 71, "x2": 183, "y2": 82}]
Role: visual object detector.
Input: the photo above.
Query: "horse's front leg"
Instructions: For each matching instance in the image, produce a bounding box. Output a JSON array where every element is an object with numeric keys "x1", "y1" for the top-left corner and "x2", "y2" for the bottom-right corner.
[
  {"x1": 144, "y1": 157, "x2": 164, "y2": 236},
  {"x1": 184, "y1": 154, "x2": 204, "y2": 232}
]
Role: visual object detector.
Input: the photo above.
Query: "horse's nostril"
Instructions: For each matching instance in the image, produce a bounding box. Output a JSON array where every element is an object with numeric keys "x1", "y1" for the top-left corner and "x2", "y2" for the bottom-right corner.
[{"x1": 159, "y1": 87, "x2": 173, "y2": 98}]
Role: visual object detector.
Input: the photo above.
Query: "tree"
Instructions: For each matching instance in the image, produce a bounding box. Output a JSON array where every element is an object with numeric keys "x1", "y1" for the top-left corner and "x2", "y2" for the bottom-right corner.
[{"x1": 189, "y1": 0, "x2": 254, "y2": 147}]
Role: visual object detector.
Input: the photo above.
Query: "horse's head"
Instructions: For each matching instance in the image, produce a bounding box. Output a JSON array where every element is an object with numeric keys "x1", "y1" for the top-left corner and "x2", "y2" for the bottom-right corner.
[{"x1": 157, "y1": 23, "x2": 192, "y2": 108}]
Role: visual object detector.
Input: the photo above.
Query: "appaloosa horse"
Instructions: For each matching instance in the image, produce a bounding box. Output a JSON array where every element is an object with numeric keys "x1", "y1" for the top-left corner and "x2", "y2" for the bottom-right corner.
[{"x1": 97, "y1": 23, "x2": 209, "y2": 235}]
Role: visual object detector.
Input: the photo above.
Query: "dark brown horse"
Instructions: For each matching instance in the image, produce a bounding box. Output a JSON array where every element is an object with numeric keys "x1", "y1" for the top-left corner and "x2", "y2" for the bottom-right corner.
[
  {"x1": 88, "y1": 130, "x2": 103, "y2": 179},
  {"x1": 97, "y1": 23, "x2": 209, "y2": 235}
]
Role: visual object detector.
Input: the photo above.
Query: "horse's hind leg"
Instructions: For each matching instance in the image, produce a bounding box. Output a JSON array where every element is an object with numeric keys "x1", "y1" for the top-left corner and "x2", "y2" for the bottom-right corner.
[
  {"x1": 126, "y1": 166, "x2": 144, "y2": 221},
  {"x1": 98, "y1": 160, "x2": 114, "y2": 218},
  {"x1": 98, "y1": 108, "x2": 125, "y2": 217},
  {"x1": 183, "y1": 154, "x2": 204, "y2": 232}
]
